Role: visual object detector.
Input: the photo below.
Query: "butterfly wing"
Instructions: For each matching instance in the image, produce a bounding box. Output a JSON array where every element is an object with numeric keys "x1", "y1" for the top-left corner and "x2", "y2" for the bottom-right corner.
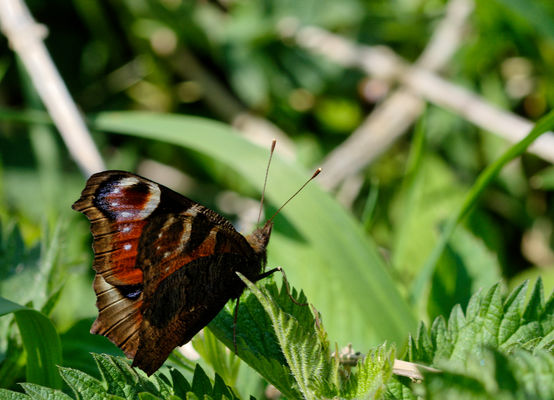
[{"x1": 73, "y1": 171, "x2": 263, "y2": 374}]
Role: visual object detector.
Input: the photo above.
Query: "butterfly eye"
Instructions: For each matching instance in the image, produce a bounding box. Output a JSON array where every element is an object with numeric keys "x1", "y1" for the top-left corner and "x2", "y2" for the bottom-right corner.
[
  {"x1": 95, "y1": 176, "x2": 161, "y2": 221},
  {"x1": 118, "y1": 284, "x2": 143, "y2": 300}
]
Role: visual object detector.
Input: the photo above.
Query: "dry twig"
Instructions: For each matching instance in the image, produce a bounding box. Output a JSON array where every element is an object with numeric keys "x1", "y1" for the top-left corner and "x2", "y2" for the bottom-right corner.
[
  {"x1": 0, "y1": 0, "x2": 105, "y2": 176},
  {"x1": 284, "y1": 0, "x2": 554, "y2": 189}
]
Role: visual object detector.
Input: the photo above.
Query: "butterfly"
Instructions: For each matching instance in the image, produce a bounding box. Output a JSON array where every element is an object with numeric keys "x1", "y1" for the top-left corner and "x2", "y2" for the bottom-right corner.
[{"x1": 72, "y1": 161, "x2": 320, "y2": 375}]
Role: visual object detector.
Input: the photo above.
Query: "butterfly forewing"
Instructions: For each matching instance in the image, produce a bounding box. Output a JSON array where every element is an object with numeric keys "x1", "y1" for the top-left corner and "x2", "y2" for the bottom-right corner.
[{"x1": 73, "y1": 171, "x2": 269, "y2": 375}]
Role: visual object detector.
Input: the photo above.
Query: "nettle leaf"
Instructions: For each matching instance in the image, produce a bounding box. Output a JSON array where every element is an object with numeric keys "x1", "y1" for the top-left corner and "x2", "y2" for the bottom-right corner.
[
  {"x1": 401, "y1": 279, "x2": 554, "y2": 398},
  {"x1": 19, "y1": 383, "x2": 73, "y2": 399},
  {"x1": 385, "y1": 377, "x2": 417, "y2": 400},
  {"x1": 339, "y1": 345, "x2": 395, "y2": 399},
  {"x1": 208, "y1": 277, "x2": 305, "y2": 399},
  {"x1": 422, "y1": 348, "x2": 554, "y2": 399},
  {"x1": 59, "y1": 366, "x2": 107, "y2": 399},
  {"x1": 1, "y1": 354, "x2": 238, "y2": 400},
  {"x1": 0, "y1": 388, "x2": 31, "y2": 399},
  {"x1": 409, "y1": 279, "x2": 554, "y2": 365},
  {"x1": 92, "y1": 353, "x2": 160, "y2": 399},
  {"x1": 227, "y1": 274, "x2": 396, "y2": 400}
]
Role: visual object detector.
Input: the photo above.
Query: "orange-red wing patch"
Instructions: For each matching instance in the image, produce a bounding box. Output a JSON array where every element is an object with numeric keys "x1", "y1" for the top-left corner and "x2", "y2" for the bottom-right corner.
[{"x1": 91, "y1": 219, "x2": 147, "y2": 286}]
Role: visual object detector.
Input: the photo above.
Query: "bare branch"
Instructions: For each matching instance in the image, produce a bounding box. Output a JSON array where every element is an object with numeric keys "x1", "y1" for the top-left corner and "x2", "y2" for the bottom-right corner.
[
  {"x1": 305, "y1": 0, "x2": 475, "y2": 188},
  {"x1": 0, "y1": 0, "x2": 105, "y2": 176},
  {"x1": 286, "y1": 0, "x2": 554, "y2": 189}
]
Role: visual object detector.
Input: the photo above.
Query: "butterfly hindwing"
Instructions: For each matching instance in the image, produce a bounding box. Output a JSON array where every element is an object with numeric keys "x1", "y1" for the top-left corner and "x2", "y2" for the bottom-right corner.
[{"x1": 73, "y1": 170, "x2": 268, "y2": 375}]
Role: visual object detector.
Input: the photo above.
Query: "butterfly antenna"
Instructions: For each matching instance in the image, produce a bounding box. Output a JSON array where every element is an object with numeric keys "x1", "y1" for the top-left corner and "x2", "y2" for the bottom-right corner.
[
  {"x1": 268, "y1": 167, "x2": 322, "y2": 223},
  {"x1": 257, "y1": 139, "x2": 277, "y2": 225}
]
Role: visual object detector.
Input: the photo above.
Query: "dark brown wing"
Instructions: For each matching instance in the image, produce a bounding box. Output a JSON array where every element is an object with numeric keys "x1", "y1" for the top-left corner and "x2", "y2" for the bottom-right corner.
[{"x1": 72, "y1": 170, "x2": 263, "y2": 374}]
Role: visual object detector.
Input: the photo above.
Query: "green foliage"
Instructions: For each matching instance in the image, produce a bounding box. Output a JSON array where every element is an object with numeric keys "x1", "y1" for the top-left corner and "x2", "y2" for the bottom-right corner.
[
  {"x1": 0, "y1": 223, "x2": 63, "y2": 389},
  {"x1": 406, "y1": 279, "x2": 554, "y2": 399},
  {"x1": 410, "y1": 110, "x2": 554, "y2": 306},
  {"x1": 0, "y1": 354, "x2": 239, "y2": 400},
  {"x1": 421, "y1": 348, "x2": 554, "y2": 400},
  {"x1": 0, "y1": 298, "x2": 63, "y2": 390},
  {"x1": 1, "y1": 0, "x2": 554, "y2": 397},
  {"x1": 1, "y1": 261, "x2": 553, "y2": 399},
  {"x1": 210, "y1": 273, "x2": 396, "y2": 399},
  {"x1": 409, "y1": 279, "x2": 553, "y2": 364}
]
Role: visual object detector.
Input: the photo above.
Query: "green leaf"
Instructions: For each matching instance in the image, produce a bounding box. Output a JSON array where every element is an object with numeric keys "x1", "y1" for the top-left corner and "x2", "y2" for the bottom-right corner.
[
  {"x1": 59, "y1": 366, "x2": 108, "y2": 399},
  {"x1": 208, "y1": 278, "x2": 304, "y2": 399},
  {"x1": 91, "y1": 111, "x2": 416, "y2": 348},
  {"x1": 92, "y1": 353, "x2": 159, "y2": 399},
  {"x1": 237, "y1": 272, "x2": 326, "y2": 400},
  {"x1": 428, "y1": 226, "x2": 502, "y2": 320},
  {"x1": 0, "y1": 353, "x2": 238, "y2": 399},
  {"x1": 340, "y1": 345, "x2": 395, "y2": 399},
  {"x1": 228, "y1": 273, "x2": 398, "y2": 399},
  {"x1": 0, "y1": 297, "x2": 62, "y2": 389},
  {"x1": 410, "y1": 279, "x2": 554, "y2": 365},
  {"x1": 422, "y1": 348, "x2": 554, "y2": 399},
  {"x1": 19, "y1": 383, "x2": 73, "y2": 400},
  {"x1": 169, "y1": 369, "x2": 192, "y2": 398},
  {"x1": 0, "y1": 388, "x2": 30, "y2": 399},
  {"x1": 191, "y1": 328, "x2": 240, "y2": 388},
  {"x1": 190, "y1": 364, "x2": 213, "y2": 397}
]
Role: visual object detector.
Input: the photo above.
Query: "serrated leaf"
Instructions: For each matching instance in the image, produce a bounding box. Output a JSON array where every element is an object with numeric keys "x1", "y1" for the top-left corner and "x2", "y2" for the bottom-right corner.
[
  {"x1": 0, "y1": 388, "x2": 30, "y2": 399},
  {"x1": 234, "y1": 273, "x2": 398, "y2": 400},
  {"x1": 152, "y1": 374, "x2": 174, "y2": 399},
  {"x1": 190, "y1": 364, "x2": 213, "y2": 397},
  {"x1": 59, "y1": 366, "x2": 107, "y2": 399},
  {"x1": 208, "y1": 279, "x2": 304, "y2": 399},
  {"x1": 422, "y1": 348, "x2": 554, "y2": 399},
  {"x1": 169, "y1": 369, "x2": 192, "y2": 397},
  {"x1": 92, "y1": 353, "x2": 158, "y2": 399},
  {"x1": 340, "y1": 345, "x2": 395, "y2": 399},
  {"x1": 212, "y1": 374, "x2": 236, "y2": 400},
  {"x1": 384, "y1": 376, "x2": 417, "y2": 400},
  {"x1": 522, "y1": 278, "x2": 544, "y2": 323},
  {"x1": 191, "y1": 328, "x2": 240, "y2": 388},
  {"x1": 410, "y1": 279, "x2": 554, "y2": 367},
  {"x1": 19, "y1": 383, "x2": 73, "y2": 400},
  {"x1": 498, "y1": 281, "x2": 528, "y2": 344}
]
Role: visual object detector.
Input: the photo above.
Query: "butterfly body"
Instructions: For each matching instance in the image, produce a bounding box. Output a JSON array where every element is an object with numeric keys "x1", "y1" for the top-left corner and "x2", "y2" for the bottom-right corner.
[{"x1": 73, "y1": 170, "x2": 272, "y2": 375}]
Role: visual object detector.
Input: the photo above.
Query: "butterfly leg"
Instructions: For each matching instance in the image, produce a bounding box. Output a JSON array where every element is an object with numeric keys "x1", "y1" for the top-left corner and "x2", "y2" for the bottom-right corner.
[{"x1": 254, "y1": 267, "x2": 308, "y2": 307}]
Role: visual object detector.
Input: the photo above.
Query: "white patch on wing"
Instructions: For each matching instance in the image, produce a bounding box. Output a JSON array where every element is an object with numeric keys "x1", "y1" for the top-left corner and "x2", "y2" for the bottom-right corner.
[{"x1": 114, "y1": 176, "x2": 161, "y2": 221}]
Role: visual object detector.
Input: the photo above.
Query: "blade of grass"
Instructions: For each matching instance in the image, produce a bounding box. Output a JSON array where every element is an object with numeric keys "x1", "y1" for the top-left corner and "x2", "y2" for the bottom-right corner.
[
  {"x1": 0, "y1": 297, "x2": 62, "y2": 389},
  {"x1": 409, "y1": 110, "x2": 554, "y2": 306}
]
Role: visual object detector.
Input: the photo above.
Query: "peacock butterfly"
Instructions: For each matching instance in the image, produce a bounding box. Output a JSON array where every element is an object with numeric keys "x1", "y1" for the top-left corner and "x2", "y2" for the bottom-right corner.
[{"x1": 72, "y1": 153, "x2": 320, "y2": 375}]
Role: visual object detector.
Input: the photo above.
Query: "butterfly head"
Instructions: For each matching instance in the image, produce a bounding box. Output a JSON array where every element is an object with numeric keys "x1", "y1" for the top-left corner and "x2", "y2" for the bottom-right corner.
[{"x1": 245, "y1": 220, "x2": 273, "y2": 256}]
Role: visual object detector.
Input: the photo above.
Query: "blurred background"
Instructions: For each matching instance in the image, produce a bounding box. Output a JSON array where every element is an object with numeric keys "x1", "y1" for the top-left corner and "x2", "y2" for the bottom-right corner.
[{"x1": 0, "y1": 0, "x2": 554, "y2": 396}]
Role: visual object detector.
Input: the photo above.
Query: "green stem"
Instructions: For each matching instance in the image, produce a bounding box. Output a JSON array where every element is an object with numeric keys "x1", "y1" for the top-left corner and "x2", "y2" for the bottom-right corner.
[{"x1": 409, "y1": 110, "x2": 554, "y2": 305}]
